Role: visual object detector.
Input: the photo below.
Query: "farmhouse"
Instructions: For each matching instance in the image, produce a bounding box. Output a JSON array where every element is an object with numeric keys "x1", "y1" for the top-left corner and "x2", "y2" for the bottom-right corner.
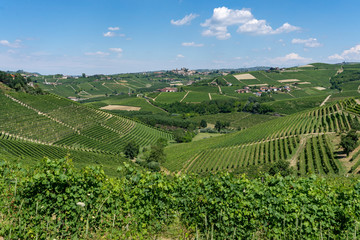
[
  {"x1": 255, "y1": 92, "x2": 263, "y2": 97},
  {"x1": 236, "y1": 89, "x2": 250, "y2": 93},
  {"x1": 158, "y1": 87, "x2": 178, "y2": 92},
  {"x1": 260, "y1": 86, "x2": 269, "y2": 92}
]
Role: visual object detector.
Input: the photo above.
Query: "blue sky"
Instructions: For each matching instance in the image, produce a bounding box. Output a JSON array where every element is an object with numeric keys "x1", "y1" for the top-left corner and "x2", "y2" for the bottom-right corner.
[{"x1": 0, "y1": 0, "x2": 359, "y2": 75}]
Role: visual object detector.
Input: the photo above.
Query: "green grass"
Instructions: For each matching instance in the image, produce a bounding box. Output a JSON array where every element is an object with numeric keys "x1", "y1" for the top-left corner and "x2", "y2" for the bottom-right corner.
[
  {"x1": 183, "y1": 91, "x2": 210, "y2": 103},
  {"x1": 155, "y1": 92, "x2": 187, "y2": 104}
]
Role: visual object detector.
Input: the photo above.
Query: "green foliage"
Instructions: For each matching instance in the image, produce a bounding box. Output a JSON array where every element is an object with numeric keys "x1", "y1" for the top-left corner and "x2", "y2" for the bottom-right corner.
[
  {"x1": 146, "y1": 144, "x2": 166, "y2": 164},
  {"x1": 124, "y1": 140, "x2": 139, "y2": 159},
  {"x1": 331, "y1": 70, "x2": 360, "y2": 90},
  {"x1": 340, "y1": 130, "x2": 359, "y2": 156},
  {"x1": 268, "y1": 159, "x2": 293, "y2": 176},
  {"x1": 215, "y1": 120, "x2": 230, "y2": 132},
  {"x1": 173, "y1": 129, "x2": 194, "y2": 143},
  {"x1": 2, "y1": 159, "x2": 360, "y2": 239},
  {"x1": 200, "y1": 119, "x2": 207, "y2": 128}
]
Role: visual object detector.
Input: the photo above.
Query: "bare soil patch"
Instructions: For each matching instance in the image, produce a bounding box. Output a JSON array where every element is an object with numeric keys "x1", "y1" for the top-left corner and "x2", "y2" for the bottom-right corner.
[
  {"x1": 299, "y1": 64, "x2": 314, "y2": 68},
  {"x1": 314, "y1": 87, "x2": 326, "y2": 91},
  {"x1": 234, "y1": 73, "x2": 256, "y2": 80},
  {"x1": 278, "y1": 79, "x2": 300, "y2": 83},
  {"x1": 297, "y1": 82, "x2": 311, "y2": 85},
  {"x1": 248, "y1": 83, "x2": 268, "y2": 87},
  {"x1": 100, "y1": 105, "x2": 141, "y2": 111}
]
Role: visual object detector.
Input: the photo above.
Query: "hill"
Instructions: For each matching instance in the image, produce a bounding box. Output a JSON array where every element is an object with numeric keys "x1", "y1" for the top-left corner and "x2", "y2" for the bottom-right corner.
[
  {"x1": 0, "y1": 89, "x2": 172, "y2": 174},
  {"x1": 164, "y1": 98, "x2": 360, "y2": 176}
]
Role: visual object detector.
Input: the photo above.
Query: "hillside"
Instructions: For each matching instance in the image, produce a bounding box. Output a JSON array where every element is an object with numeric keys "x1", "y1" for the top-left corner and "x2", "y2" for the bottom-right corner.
[
  {"x1": 164, "y1": 98, "x2": 360, "y2": 176},
  {"x1": 0, "y1": 90, "x2": 172, "y2": 174}
]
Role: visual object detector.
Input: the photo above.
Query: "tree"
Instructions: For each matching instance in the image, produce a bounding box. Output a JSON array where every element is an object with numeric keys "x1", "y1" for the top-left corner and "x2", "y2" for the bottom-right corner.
[
  {"x1": 200, "y1": 119, "x2": 207, "y2": 128},
  {"x1": 268, "y1": 160, "x2": 293, "y2": 176},
  {"x1": 124, "y1": 141, "x2": 139, "y2": 159},
  {"x1": 146, "y1": 145, "x2": 166, "y2": 163},
  {"x1": 174, "y1": 129, "x2": 193, "y2": 143},
  {"x1": 215, "y1": 121, "x2": 230, "y2": 132},
  {"x1": 340, "y1": 130, "x2": 359, "y2": 156},
  {"x1": 82, "y1": 73, "x2": 86, "y2": 78}
]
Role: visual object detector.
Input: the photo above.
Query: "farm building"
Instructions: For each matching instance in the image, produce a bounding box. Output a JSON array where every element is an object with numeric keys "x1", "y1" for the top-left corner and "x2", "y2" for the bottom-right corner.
[
  {"x1": 260, "y1": 87, "x2": 269, "y2": 92},
  {"x1": 236, "y1": 89, "x2": 250, "y2": 93},
  {"x1": 158, "y1": 87, "x2": 178, "y2": 92}
]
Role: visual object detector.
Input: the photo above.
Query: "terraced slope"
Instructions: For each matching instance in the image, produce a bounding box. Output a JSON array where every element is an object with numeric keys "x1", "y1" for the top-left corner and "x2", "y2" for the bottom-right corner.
[
  {"x1": 164, "y1": 98, "x2": 359, "y2": 175},
  {"x1": 0, "y1": 91, "x2": 172, "y2": 154}
]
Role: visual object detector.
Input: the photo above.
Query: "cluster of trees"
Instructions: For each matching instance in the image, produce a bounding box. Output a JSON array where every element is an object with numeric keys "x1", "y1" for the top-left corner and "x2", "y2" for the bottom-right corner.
[
  {"x1": 173, "y1": 129, "x2": 195, "y2": 143},
  {"x1": 134, "y1": 114, "x2": 198, "y2": 130},
  {"x1": 340, "y1": 130, "x2": 359, "y2": 156},
  {"x1": 215, "y1": 120, "x2": 230, "y2": 132},
  {"x1": 157, "y1": 98, "x2": 274, "y2": 116},
  {"x1": 124, "y1": 138, "x2": 167, "y2": 171},
  {"x1": 330, "y1": 70, "x2": 360, "y2": 90},
  {"x1": 0, "y1": 71, "x2": 44, "y2": 94}
]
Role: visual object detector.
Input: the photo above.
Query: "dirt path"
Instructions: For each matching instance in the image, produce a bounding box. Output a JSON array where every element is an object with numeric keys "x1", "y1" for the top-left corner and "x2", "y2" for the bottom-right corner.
[
  {"x1": 144, "y1": 98, "x2": 167, "y2": 113},
  {"x1": 355, "y1": 98, "x2": 360, "y2": 105},
  {"x1": 102, "y1": 82, "x2": 114, "y2": 92},
  {"x1": 287, "y1": 92, "x2": 296, "y2": 98},
  {"x1": 320, "y1": 95, "x2": 332, "y2": 107},
  {"x1": 289, "y1": 136, "x2": 308, "y2": 167},
  {"x1": 208, "y1": 93, "x2": 212, "y2": 100},
  {"x1": 153, "y1": 92, "x2": 162, "y2": 102},
  {"x1": 218, "y1": 85, "x2": 222, "y2": 94},
  {"x1": 179, "y1": 153, "x2": 202, "y2": 174},
  {"x1": 180, "y1": 91, "x2": 190, "y2": 102}
]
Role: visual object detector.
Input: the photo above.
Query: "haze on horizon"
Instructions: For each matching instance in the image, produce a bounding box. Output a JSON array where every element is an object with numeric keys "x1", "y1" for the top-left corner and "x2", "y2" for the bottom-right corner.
[{"x1": 0, "y1": 0, "x2": 360, "y2": 75}]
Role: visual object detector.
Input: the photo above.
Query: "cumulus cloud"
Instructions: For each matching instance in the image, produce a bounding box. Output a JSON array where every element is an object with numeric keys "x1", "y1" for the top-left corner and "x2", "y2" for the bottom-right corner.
[
  {"x1": 0, "y1": 39, "x2": 22, "y2": 48},
  {"x1": 108, "y1": 27, "x2": 120, "y2": 31},
  {"x1": 85, "y1": 51, "x2": 110, "y2": 56},
  {"x1": 103, "y1": 32, "x2": 116, "y2": 37},
  {"x1": 177, "y1": 54, "x2": 185, "y2": 58},
  {"x1": 328, "y1": 44, "x2": 360, "y2": 61},
  {"x1": 292, "y1": 38, "x2": 322, "y2": 48},
  {"x1": 270, "y1": 53, "x2": 311, "y2": 65},
  {"x1": 201, "y1": 7, "x2": 300, "y2": 40},
  {"x1": 181, "y1": 42, "x2": 204, "y2": 47},
  {"x1": 171, "y1": 13, "x2": 198, "y2": 26}
]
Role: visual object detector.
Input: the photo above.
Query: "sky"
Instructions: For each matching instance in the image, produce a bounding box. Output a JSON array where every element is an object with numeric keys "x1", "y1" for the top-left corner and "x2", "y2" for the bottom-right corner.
[{"x1": 0, "y1": 0, "x2": 360, "y2": 75}]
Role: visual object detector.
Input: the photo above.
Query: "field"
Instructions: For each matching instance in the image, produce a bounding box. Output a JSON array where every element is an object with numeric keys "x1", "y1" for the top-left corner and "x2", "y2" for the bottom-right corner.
[
  {"x1": 0, "y1": 91, "x2": 172, "y2": 168},
  {"x1": 164, "y1": 98, "x2": 360, "y2": 176}
]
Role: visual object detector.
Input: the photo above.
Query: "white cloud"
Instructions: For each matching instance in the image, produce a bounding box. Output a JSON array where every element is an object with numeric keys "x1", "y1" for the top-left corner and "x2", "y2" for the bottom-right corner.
[
  {"x1": 201, "y1": 7, "x2": 300, "y2": 40},
  {"x1": 109, "y1": 48, "x2": 123, "y2": 53},
  {"x1": 108, "y1": 27, "x2": 120, "y2": 31},
  {"x1": 85, "y1": 51, "x2": 110, "y2": 56},
  {"x1": 171, "y1": 13, "x2": 198, "y2": 26},
  {"x1": 0, "y1": 39, "x2": 22, "y2": 48},
  {"x1": 234, "y1": 57, "x2": 242, "y2": 60},
  {"x1": 270, "y1": 53, "x2": 311, "y2": 65},
  {"x1": 181, "y1": 42, "x2": 204, "y2": 47},
  {"x1": 328, "y1": 54, "x2": 344, "y2": 60},
  {"x1": 328, "y1": 44, "x2": 360, "y2": 61},
  {"x1": 177, "y1": 54, "x2": 184, "y2": 58},
  {"x1": 292, "y1": 38, "x2": 322, "y2": 48},
  {"x1": 103, "y1": 32, "x2": 115, "y2": 37}
]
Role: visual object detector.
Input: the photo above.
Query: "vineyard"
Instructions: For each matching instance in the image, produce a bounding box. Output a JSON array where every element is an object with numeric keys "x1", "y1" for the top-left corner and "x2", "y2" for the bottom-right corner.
[
  {"x1": 2, "y1": 158, "x2": 360, "y2": 239},
  {"x1": 164, "y1": 98, "x2": 360, "y2": 175},
  {"x1": 0, "y1": 91, "x2": 172, "y2": 163}
]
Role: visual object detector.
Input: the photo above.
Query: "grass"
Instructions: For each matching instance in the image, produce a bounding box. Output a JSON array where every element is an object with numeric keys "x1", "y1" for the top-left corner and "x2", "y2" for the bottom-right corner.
[{"x1": 155, "y1": 92, "x2": 187, "y2": 104}]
